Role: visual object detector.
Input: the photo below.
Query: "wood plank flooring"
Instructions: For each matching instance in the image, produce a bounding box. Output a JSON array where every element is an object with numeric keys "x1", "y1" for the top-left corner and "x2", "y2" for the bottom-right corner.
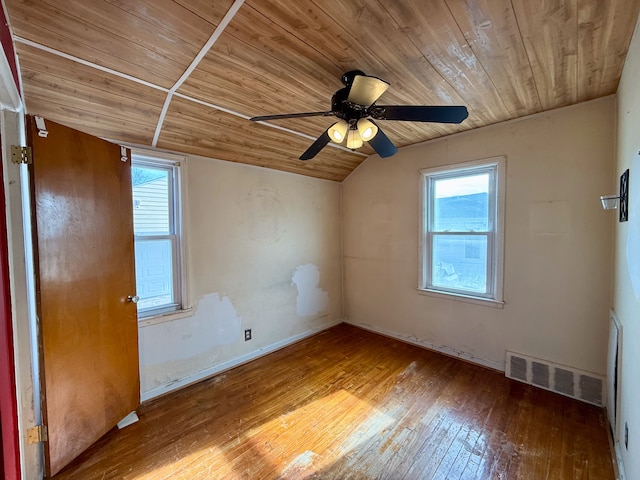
[{"x1": 52, "y1": 324, "x2": 614, "y2": 479}]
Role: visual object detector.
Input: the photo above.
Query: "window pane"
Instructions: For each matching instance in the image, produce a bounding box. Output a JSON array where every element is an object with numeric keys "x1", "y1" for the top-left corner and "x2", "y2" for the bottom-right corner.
[
  {"x1": 432, "y1": 235, "x2": 487, "y2": 293},
  {"x1": 433, "y1": 173, "x2": 489, "y2": 232},
  {"x1": 134, "y1": 238, "x2": 174, "y2": 310},
  {"x1": 132, "y1": 166, "x2": 170, "y2": 235}
]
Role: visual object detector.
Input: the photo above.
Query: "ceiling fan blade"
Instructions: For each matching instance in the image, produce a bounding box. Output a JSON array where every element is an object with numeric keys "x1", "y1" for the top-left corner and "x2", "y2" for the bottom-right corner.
[
  {"x1": 372, "y1": 105, "x2": 469, "y2": 123},
  {"x1": 299, "y1": 129, "x2": 331, "y2": 161},
  {"x1": 250, "y1": 111, "x2": 333, "y2": 122},
  {"x1": 347, "y1": 75, "x2": 390, "y2": 107},
  {"x1": 367, "y1": 124, "x2": 398, "y2": 158}
]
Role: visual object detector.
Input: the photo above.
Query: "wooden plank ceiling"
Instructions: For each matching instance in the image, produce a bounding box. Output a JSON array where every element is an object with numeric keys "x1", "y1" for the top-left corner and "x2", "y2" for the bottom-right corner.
[{"x1": 5, "y1": 0, "x2": 640, "y2": 182}]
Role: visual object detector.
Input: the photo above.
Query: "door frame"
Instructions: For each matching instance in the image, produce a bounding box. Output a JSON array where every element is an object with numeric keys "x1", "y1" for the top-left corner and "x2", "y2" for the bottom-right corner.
[
  {"x1": 1, "y1": 145, "x2": 20, "y2": 480},
  {"x1": 1, "y1": 109, "x2": 42, "y2": 480},
  {"x1": 1, "y1": 4, "x2": 24, "y2": 477},
  {"x1": 1, "y1": 8, "x2": 42, "y2": 478}
]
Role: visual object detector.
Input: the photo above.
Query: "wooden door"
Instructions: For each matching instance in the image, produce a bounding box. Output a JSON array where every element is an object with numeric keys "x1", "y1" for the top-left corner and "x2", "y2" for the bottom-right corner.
[{"x1": 28, "y1": 117, "x2": 140, "y2": 477}]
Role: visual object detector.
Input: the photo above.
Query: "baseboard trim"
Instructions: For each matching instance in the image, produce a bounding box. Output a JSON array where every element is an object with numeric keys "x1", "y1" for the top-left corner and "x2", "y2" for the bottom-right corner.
[
  {"x1": 140, "y1": 320, "x2": 342, "y2": 402},
  {"x1": 346, "y1": 321, "x2": 504, "y2": 372},
  {"x1": 613, "y1": 441, "x2": 627, "y2": 480}
]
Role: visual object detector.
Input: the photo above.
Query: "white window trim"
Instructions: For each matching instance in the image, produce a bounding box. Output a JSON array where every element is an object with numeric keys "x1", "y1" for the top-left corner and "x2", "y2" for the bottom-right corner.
[
  {"x1": 418, "y1": 156, "x2": 506, "y2": 307},
  {"x1": 131, "y1": 148, "x2": 191, "y2": 322}
]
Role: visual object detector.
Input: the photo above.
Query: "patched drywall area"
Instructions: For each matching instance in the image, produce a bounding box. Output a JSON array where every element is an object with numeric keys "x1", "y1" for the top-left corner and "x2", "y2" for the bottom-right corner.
[
  {"x1": 614, "y1": 13, "x2": 640, "y2": 480},
  {"x1": 140, "y1": 293, "x2": 242, "y2": 387},
  {"x1": 292, "y1": 263, "x2": 329, "y2": 316},
  {"x1": 139, "y1": 157, "x2": 342, "y2": 396},
  {"x1": 342, "y1": 97, "x2": 615, "y2": 377}
]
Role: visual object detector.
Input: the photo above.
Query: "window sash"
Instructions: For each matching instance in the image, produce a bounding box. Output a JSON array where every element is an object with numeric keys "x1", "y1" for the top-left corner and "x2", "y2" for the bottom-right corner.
[
  {"x1": 427, "y1": 166, "x2": 496, "y2": 234},
  {"x1": 134, "y1": 235, "x2": 180, "y2": 316},
  {"x1": 426, "y1": 231, "x2": 495, "y2": 298},
  {"x1": 419, "y1": 157, "x2": 504, "y2": 303},
  {"x1": 132, "y1": 161, "x2": 177, "y2": 237},
  {"x1": 132, "y1": 153, "x2": 183, "y2": 318}
]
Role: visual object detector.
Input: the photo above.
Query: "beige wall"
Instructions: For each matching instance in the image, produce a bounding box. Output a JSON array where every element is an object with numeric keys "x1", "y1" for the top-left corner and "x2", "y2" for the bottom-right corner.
[
  {"x1": 343, "y1": 97, "x2": 615, "y2": 375},
  {"x1": 614, "y1": 14, "x2": 640, "y2": 479},
  {"x1": 138, "y1": 155, "x2": 343, "y2": 398}
]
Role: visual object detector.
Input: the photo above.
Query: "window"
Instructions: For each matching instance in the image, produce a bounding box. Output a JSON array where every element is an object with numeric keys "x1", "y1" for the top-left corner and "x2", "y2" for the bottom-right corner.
[
  {"x1": 419, "y1": 157, "x2": 505, "y2": 304},
  {"x1": 131, "y1": 152, "x2": 185, "y2": 317}
]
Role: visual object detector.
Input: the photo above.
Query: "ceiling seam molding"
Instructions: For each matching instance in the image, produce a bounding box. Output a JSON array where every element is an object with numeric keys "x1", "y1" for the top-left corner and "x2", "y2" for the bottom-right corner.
[
  {"x1": 13, "y1": 16, "x2": 366, "y2": 157},
  {"x1": 171, "y1": 92, "x2": 365, "y2": 156},
  {"x1": 14, "y1": 36, "x2": 169, "y2": 93},
  {"x1": 151, "y1": 0, "x2": 245, "y2": 147}
]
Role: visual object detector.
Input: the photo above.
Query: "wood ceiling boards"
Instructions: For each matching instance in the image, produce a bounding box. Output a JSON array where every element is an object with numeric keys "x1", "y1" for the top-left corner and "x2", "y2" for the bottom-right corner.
[{"x1": 5, "y1": 0, "x2": 640, "y2": 182}]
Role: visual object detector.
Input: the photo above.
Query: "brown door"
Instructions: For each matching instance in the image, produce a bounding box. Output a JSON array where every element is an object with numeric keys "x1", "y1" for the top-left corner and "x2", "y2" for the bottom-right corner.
[{"x1": 28, "y1": 116, "x2": 140, "y2": 476}]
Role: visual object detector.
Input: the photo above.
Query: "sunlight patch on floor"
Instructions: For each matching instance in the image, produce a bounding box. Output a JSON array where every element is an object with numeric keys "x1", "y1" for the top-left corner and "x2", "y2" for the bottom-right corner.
[
  {"x1": 127, "y1": 389, "x2": 395, "y2": 479},
  {"x1": 130, "y1": 445, "x2": 234, "y2": 480},
  {"x1": 247, "y1": 388, "x2": 396, "y2": 477}
]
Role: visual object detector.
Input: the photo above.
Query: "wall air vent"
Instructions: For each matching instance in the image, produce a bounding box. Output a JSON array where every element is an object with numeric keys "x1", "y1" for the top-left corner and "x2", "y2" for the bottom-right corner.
[{"x1": 505, "y1": 351, "x2": 604, "y2": 406}]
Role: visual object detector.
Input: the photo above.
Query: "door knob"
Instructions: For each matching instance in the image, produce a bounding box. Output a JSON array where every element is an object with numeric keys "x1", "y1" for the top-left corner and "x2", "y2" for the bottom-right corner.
[{"x1": 127, "y1": 295, "x2": 139, "y2": 304}]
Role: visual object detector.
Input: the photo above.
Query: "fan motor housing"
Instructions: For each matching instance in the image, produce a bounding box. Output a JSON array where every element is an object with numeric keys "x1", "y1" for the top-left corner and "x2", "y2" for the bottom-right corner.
[
  {"x1": 341, "y1": 70, "x2": 366, "y2": 86},
  {"x1": 331, "y1": 87, "x2": 369, "y2": 121}
]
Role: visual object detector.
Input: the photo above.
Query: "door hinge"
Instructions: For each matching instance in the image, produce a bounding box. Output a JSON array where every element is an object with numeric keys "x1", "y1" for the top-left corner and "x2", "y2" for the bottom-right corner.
[
  {"x1": 11, "y1": 145, "x2": 32, "y2": 165},
  {"x1": 27, "y1": 424, "x2": 48, "y2": 444}
]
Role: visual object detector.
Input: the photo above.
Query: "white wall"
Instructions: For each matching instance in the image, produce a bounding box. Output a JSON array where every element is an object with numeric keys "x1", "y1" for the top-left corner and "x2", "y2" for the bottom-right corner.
[
  {"x1": 138, "y1": 155, "x2": 343, "y2": 399},
  {"x1": 343, "y1": 97, "x2": 615, "y2": 376},
  {"x1": 614, "y1": 14, "x2": 640, "y2": 479}
]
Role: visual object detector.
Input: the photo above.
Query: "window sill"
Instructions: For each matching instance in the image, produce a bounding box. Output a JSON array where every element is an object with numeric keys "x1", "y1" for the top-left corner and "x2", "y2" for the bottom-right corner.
[
  {"x1": 417, "y1": 288, "x2": 504, "y2": 309},
  {"x1": 138, "y1": 307, "x2": 195, "y2": 328}
]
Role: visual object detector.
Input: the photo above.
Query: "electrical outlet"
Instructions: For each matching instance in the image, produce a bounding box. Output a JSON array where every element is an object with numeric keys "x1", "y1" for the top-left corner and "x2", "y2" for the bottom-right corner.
[
  {"x1": 625, "y1": 422, "x2": 629, "y2": 450},
  {"x1": 244, "y1": 329, "x2": 252, "y2": 341}
]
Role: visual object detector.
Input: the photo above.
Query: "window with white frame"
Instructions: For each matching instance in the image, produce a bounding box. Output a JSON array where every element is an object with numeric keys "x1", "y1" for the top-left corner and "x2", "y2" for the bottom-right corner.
[
  {"x1": 131, "y1": 152, "x2": 184, "y2": 317},
  {"x1": 419, "y1": 157, "x2": 505, "y2": 304}
]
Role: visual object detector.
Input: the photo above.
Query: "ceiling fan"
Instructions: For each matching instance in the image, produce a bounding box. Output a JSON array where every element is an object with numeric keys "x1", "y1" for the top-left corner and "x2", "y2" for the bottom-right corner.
[{"x1": 250, "y1": 70, "x2": 469, "y2": 160}]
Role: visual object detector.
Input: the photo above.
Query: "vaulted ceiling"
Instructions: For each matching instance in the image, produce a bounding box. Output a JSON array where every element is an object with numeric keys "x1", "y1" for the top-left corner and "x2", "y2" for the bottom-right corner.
[{"x1": 5, "y1": 0, "x2": 640, "y2": 181}]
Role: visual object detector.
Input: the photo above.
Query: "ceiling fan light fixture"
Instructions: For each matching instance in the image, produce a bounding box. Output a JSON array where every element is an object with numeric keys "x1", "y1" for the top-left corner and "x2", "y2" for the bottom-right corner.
[
  {"x1": 357, "y1": 118, "x2": 378, "y2": 141},
  {"x1": 346, "y1": 129, "x2": 364, "y2": 149},
  {"x1": 251, "y1": 71, "x2": 469, "y2": 161},
  {"x1": 328, "y1": 120, "x2": 349, "y2": 143},
  {"x1": 347, "y1": 75, "x2": 390, "y2": 106}
]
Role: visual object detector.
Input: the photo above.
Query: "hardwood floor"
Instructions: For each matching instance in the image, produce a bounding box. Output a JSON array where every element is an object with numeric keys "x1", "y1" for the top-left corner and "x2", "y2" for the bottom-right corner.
[{"x1": 52, "y1": 324, "x2": 614, "y2": 479}]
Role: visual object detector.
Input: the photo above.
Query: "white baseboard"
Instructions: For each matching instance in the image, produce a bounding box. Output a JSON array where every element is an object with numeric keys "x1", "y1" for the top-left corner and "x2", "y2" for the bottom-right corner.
[
  {"x1": 140, "y1": 319, "x2": 342, "y2": 402},
  {"x1": 346, "y1": 321, "x2": 505, "y2": 372},
  {"x1": 613, "y1": 441, "x2": 627, "y2": 480}
]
